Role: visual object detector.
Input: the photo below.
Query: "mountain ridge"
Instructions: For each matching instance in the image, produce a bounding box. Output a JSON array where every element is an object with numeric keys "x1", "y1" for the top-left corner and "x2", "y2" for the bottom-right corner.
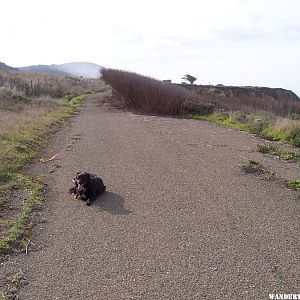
[
  {"x1": 0, "y1": 62, "x2": 19, "y2": 72},
  {"x1": 19, "y1": 62, "x2": 102, "y2": 78}
]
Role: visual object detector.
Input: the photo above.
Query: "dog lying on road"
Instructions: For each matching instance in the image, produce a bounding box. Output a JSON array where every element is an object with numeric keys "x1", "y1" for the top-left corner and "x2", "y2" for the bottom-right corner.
[{"x1": 69, "y1": 172, "x2": 106, "y2": 206}]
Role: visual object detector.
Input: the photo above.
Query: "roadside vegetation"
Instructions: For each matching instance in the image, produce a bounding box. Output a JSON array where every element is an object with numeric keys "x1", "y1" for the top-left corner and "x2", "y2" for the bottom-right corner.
[
  {"x1": 242, "y1": 159, "x2": 300, "y2": 191},
  {"x1": 191, "y1": 112, "x2": 300, "y2": 146},
  {"x1": 101, "y1": 68, "x2": 213, "y2": 115},
  {"x1": 242, "y1": 160, "x2": 275, "y2": 180},
  {"x1": 0, "y1": 70, "x2": 101, "y2": 253},
  {"x1": 242, "y1": 159, "x2": 300, "y2": 190},
  {"x1": 101, "y1": 68, "x2": 300, "y2": 147},
  {"x1": 287, "y1": 180, "x2": 300, "y2": 190},
  {"x1": 257, "y1": 144, "x2": 300, "y2": 164}
]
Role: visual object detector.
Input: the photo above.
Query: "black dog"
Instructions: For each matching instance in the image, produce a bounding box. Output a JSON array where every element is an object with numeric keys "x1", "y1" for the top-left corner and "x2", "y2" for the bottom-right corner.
[{"x1": 69, "y1": 172, "x2": 106, "y2": 206}]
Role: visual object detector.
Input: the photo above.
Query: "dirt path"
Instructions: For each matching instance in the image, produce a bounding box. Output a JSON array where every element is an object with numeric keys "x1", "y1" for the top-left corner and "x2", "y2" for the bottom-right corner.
[{"x1": 2, "y1": 92, "x2": 299, "y2": 299}]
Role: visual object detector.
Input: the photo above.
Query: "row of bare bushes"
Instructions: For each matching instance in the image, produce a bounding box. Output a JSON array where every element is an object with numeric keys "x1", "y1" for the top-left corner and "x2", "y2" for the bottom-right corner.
[
  {"x1": 101, "y1": 68, "x2": 213, "y2": 115},
  {"x1": 101, "y1": 68, "x2": 300, "y2": 119}
]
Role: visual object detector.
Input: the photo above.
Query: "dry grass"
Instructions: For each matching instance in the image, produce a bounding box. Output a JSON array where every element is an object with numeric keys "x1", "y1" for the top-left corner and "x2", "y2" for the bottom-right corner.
[
  {"x1": 0, "y1": 70, "x2": 103, "y2": 139},
  {"x1": 0, "y1": 70, "x2": 102, "y2": 98},
  {"x1": 0, "y1": 97, "x2": 59, "y2": 137},
  {"x1": 264, "y1": 118, "x2": 300, "y2": 145},
  {"x1": 206, "y1": 95, "x2": 300, "y2": 117},
  {"x1": 273, "y1": 118, "x2": 300, "y2": 133}
]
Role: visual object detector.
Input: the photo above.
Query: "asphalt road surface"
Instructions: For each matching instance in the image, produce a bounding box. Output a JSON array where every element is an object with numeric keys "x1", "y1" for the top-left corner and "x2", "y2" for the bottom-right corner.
[{"x1": 2, "y1": 92, "x2": 299, "y2": 299}]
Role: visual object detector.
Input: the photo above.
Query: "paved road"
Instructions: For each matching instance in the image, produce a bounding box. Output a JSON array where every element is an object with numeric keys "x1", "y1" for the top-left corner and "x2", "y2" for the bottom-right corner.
[{"x1": 2, "y1": 92, "x2": 299, "y2": 299}]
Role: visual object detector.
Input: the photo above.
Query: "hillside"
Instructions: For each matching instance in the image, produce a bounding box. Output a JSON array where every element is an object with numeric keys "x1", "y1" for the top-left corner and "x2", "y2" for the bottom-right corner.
[
  {"x1": 19, "y1": 64, "x2": 70, "y2": 76},
  {"x1": 181, "y1": 84, "x2": 299, "y2": 102},
  {"x1": 0, "y1": 62, "x2": 18, "y2": 72}
]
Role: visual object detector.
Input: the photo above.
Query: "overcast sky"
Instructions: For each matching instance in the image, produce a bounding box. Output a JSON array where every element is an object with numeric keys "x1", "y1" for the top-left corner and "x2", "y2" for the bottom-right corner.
[{"x1": 1, "y1": 0, "x2": 299, "y2": 93}]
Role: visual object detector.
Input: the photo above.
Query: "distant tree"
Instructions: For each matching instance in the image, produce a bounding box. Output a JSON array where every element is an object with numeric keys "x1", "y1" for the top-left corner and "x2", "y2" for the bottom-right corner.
[{"x1": 181, "y1": 74, "x2": 197, "y2": 85}]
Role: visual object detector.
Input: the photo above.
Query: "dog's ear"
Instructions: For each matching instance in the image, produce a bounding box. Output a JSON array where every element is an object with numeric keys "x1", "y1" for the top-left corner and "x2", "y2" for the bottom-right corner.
[
  {"x1": 75, "y1": 172, "x2": 82, "y2": 179},
  {"x1": 85, "y1": 172, "x2": 91, "y2": 180}
]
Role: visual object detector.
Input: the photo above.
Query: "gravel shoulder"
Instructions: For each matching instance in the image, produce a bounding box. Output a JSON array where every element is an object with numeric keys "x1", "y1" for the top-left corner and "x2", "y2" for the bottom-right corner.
[{"x1": 1, "y1": 91, "x2": 299, "y2": 299}]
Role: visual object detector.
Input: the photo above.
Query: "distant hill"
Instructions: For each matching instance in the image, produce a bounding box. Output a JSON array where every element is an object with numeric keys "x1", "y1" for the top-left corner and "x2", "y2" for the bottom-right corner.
[
  {"x1": 19, "y1": 64, "x2": 70, "y2": 76},
  {"x1": 0, "y1": 62, "x2": 18, "y2": 71},
  {"x1": 58, "y1": 62, "x2": 102, "y2": 78},
  {"x1": 19, "y1": 62, "x2": 102, "y2": 78}
]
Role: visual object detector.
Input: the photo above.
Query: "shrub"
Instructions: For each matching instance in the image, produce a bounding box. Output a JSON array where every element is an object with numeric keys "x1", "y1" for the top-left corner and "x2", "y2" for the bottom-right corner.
[
  {"x1": 181, "y1": 100, "x2": 215, "y2": 115},
  {"x1": 101, "y1": 68, "x2": 210, "y2": 116}
]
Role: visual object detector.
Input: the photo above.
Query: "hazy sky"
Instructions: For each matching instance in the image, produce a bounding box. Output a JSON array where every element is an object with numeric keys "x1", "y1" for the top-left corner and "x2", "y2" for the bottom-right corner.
[{"x1": 1, "y1": 0, "x2": 300, "y2": 93}]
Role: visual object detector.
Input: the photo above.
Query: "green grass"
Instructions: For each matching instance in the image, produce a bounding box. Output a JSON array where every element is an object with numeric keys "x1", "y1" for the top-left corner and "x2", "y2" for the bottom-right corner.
[
  {"x1": 191, "y1": 114, "x2": 245, "y2": 129},
  {"x1": 242, "y1": 160, "x2": 300, "y2": 190},
  {"x1": 60, "y1": 95, "x2": 86, "y2": 115},
  {"x1": 190, "y1": 112, "x2": 300, "y2": 147},
  {"x1": 242, "y1": 160, "x2": 275, "y2": 180},
  {"x1": 287, "y1": 180, "x2": 300, "y2": 190},
  {"x1": 0, "y1": 175, "x2": 44, "y2": 254},
  {"x1": 242, "y1": 160, "x2": 265, "y2": 175},
  {"x1": 0, "y1": 94, "x2": 86, "y2": 253},
  {"x1": 258, "y1": 144, "x2": 300, "y2": 163}
]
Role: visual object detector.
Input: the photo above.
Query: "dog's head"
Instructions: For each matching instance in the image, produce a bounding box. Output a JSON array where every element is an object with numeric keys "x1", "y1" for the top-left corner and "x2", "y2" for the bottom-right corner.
[{"x1": 75, "y1": 172, "x2": 90, "y2": 186}]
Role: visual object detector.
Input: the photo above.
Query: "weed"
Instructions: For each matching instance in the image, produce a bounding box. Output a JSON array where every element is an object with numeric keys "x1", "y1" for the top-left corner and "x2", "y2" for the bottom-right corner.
[
  {"x1": 0, "y1": 270, "x2": 25, "y2": 299},
  {"x1": 242, "y1": 160, "x2": 276, "y2": 181},
  {"x1": 242, "y1": 160, "x2": 264, "y2": 174},
  {"x1": 287, "y1": 180, "x2": 300, "y2": 190},
  {"x1": 265, "y1": 171, "x2": 275, "y2": 181},
  {"x1": 242, "y1": 159, "x2": 300, "y2": 191},
  {"x1": 258, "y1": 144, "x2": 300, "y2": 163}
]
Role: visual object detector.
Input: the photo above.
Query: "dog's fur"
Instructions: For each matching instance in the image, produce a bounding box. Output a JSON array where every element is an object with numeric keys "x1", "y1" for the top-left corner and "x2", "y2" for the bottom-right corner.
[{"x1": 69, "y1": 172, "x2": 106, "y2": 205}]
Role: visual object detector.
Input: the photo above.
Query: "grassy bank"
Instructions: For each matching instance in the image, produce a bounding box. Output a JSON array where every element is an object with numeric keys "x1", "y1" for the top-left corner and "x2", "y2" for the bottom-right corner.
[
  {"x1": 0, "y1": 95, "x2": 85, "y2": 182},
  {"x1": 0, "y1": 95, "x2": 85, "y2": 253},
  {"x1": 190, "y1": 111, "x2": 300, "y2": 147},
  {"x1": 0, "y1": 175, "x2": 44, "y2": 253}
]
